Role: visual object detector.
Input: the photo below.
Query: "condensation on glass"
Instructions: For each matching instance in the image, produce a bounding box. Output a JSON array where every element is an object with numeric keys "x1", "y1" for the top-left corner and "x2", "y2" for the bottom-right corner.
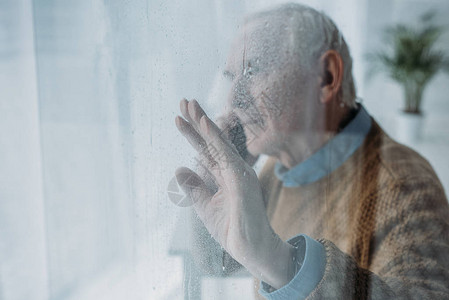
[{"x1": 1, "y1": 1, "x2": 449, "y2": 300}]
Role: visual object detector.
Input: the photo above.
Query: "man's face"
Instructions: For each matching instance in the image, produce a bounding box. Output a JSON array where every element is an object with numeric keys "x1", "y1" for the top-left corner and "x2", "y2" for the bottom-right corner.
[{"x1": 224, "y1": 18, "x2": 322, "y2": 157}]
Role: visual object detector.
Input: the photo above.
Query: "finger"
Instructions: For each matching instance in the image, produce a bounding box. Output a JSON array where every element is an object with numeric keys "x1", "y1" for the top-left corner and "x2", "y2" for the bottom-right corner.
[
  {"x1": 180, "y1": 99, "x2": 197, "y2": 130},
  {"x1": 216, "y1": 111, "x2": 238, "y2": 127},
  {"x1": 187, "y1": 100, "x2": 237, "y2": 153},
  {"x1": 180, "y1": 98, "x2": 206, "y2": 133},
  {"x1": 194, "y1": 155, "x2": 224, "y2": 189},
  {"x1": 188, "y1": 99, "x2": 207, "y2": 126},
  {"x1": 215, "y1": 112, "x2": 238, "y2": 139},
  {"x1": 200, "y1": 114, "x2": 244, "y2": 171},
  {"x1": 216, "y1": 114, "x2": 260, "y2": 167},
  {"x1": 176, "y1": 116, "x2": 225, "y2": 185},
  {"x1": 182, "y1": 100, "x2": 244, "y2": 177},
  {"x1": 175, "y1": 115, "x2": 208, "y2": 154},
  {"x1": 175, "y1": 167, "x2": 213, "y2": 209}
]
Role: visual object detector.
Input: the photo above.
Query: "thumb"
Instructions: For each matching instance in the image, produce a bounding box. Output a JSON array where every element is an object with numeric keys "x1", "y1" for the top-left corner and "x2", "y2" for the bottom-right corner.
[{"x1": 173, "y1": 167, "x2": 211, "y2": 207}]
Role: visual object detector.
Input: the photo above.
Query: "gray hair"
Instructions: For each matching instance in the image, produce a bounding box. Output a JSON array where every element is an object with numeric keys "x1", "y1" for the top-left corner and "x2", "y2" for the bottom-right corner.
[{"x1": 245, "y1": 3, "x2": 357, "y2": 108}]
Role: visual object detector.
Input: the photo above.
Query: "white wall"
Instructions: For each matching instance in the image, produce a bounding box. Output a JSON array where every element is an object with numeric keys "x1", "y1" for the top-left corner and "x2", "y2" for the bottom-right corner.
[{"x1": 361, "y1": 0, "x2": 449, "y2": 193}]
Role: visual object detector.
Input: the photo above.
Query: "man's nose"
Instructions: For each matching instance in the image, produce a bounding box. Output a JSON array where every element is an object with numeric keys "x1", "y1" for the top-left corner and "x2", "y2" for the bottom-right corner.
[{"x1": 230, "y1": 76, "x2": 252, "y2": 110}]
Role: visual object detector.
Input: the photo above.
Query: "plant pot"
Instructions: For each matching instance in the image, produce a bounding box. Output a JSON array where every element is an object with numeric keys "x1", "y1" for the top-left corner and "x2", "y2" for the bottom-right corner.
[{"x1": 395, "y1": 111, "x2": 424, "y2": 145}]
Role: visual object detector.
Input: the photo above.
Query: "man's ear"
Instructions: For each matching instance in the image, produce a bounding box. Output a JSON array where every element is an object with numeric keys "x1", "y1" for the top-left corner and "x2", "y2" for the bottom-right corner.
[{"x1": 318, "y1": 50, "x2": 344, "y2": 104}]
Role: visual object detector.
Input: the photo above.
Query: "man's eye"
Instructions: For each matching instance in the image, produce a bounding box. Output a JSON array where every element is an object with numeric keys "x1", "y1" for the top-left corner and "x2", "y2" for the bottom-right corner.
[
  {"x1": 243, "y1": 66, "x2": 259, "y2": 76},
  {"x1": 243, "y1": 62, "x2": 259, "y2": 77}
]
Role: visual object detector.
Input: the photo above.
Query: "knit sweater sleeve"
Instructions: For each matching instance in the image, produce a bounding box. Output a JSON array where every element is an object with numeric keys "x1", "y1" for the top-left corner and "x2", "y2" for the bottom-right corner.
[{"x1": 307, "y1": 177, "x2": 449, "y2": 300}]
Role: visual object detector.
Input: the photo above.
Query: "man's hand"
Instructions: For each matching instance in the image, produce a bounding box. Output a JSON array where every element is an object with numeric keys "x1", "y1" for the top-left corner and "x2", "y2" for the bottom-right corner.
[
  {"x1": 193, "y1": 110, "x2": 258, "y2": 195},
  {"x1": 174, "y1": 98, "x2": 296, "y2": 289}
]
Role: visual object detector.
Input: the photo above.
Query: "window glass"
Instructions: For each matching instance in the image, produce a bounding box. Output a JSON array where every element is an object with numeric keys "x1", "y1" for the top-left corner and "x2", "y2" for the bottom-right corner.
[{"x1": 1, "y1": 1, "x2": 449, "y2": 300}]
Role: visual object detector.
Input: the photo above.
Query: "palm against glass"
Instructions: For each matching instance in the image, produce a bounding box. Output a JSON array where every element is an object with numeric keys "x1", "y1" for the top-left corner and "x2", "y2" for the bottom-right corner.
[{"x1": 174, "y1": 99, "x2": 294, "y2": 289}]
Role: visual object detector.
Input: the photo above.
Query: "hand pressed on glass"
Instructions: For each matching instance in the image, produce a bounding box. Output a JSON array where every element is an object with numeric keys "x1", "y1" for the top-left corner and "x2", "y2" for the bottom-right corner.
[{"x1": 174, "y1": 98, "x2": 296, "y2": 290}]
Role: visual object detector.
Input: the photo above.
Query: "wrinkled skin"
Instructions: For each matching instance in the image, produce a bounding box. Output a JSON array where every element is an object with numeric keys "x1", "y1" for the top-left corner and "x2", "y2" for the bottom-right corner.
[{"x1": 175, "y1": 98, "x2": 294, "y2": 288}]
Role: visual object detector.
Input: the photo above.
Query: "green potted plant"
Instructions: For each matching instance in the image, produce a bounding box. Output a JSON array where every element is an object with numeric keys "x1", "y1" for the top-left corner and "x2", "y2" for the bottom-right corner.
[{"x1": 367, "y1": 12, "x2": 449, "y2": 144}]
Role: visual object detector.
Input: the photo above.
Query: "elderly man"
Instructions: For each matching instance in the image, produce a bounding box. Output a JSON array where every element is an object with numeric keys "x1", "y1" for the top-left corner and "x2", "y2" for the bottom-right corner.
[{"x1": 174, "y1": 3, "x2": 449, "y2": 299}]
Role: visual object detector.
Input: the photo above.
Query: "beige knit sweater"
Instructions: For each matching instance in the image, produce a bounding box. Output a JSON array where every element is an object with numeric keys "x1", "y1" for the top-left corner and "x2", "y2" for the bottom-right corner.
[{"x1": 253, "y1": 120, "x2": 449, "y2": 299}]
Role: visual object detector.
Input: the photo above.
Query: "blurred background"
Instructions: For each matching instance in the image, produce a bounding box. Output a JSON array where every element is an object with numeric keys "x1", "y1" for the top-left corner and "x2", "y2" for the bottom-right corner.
[{"x1": 1, "y1": 0, "x2": 448, "y2": 299}]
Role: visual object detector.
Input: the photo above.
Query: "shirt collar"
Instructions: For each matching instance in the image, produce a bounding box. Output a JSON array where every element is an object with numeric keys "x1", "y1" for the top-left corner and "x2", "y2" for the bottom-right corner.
[{"x1": 274, "y1": 104, "x2": 372, "y2": 187}]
